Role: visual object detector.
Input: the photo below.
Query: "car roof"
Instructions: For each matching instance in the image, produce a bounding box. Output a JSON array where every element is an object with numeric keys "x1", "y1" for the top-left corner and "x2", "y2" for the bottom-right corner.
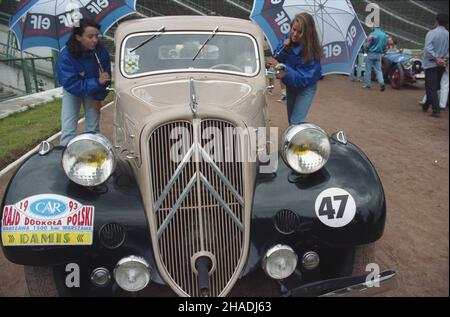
[{"x1": 115, "y1": 16, "x2": 264, "y2": 42}]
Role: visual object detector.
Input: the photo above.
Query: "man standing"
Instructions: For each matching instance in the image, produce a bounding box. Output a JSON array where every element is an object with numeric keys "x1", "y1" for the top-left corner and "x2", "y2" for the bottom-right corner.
[
  {"x1": 363, "y1": 24, "x2": 387, "y2": 91},
  {"x1": 422, "y1": 13, "x2": 449, "y2": 118}
]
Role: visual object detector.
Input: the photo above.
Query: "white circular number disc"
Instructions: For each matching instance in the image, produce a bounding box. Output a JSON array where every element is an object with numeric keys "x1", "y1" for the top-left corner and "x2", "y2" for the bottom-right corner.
[{"x1": 315, "y1": 188, "x2": 356, "y2": 228}]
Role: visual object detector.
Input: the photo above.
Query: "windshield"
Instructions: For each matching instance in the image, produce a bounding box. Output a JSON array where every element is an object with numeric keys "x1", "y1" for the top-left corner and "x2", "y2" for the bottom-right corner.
[{"x1": 121, "y1": 32, "x2": 259, "y2": 77}]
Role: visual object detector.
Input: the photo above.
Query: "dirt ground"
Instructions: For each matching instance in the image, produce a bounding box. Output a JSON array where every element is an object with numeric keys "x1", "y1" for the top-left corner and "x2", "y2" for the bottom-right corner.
[{"x1": 0, "y1": 74, "x2": 448, "y2": 297}]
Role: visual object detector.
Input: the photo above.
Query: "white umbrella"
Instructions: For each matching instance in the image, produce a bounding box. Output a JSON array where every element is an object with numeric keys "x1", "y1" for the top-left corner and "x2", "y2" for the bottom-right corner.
[{"x1": 251, "y1": 0, "x2": 367, "y2": 74}]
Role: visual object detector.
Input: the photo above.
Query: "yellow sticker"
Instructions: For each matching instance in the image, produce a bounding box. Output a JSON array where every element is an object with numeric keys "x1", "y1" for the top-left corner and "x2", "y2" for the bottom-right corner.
[
  {"x1": 125, "y1": 48, "x2": 140, "y2": 74},
  {"x1": 1, "y1": 194, "x2": 95, "y2": 246},
  {"x1": 2, "y1": 231, "x2": 93, "y2": 246}
]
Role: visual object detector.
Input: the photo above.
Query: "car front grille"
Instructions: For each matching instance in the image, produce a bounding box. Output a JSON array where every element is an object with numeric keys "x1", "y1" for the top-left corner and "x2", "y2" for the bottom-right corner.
[{"x1": 148, "y1": 119, "x2": 246, "y2": 297}]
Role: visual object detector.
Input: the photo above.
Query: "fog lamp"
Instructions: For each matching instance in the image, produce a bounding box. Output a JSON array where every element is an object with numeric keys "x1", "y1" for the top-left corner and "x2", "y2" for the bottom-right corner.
[
  {"x1": 114, "y1": 256, "x2": 151, "y2": 292},
  {"x1": 262, "y1": 244, "x2": 298, "y2": 280}
]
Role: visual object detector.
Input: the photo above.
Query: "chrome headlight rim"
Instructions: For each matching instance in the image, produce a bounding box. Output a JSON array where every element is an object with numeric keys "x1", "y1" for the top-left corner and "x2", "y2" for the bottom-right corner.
[
  {"x1": 281, "y1": 123, "x2": 331, "y2": 174},
  {"x1": 262, "y1": 244, "x2": 298, "y2": 280},
  {"x1": 62, "y1": 133, "x2": 116, "y2": 187},
  {"x1": 113, "y1": 255, "x2": 151, "y2": 292}
]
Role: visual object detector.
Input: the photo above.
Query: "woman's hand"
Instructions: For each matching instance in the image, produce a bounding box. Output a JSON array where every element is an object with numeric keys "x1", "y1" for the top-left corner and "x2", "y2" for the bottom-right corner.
[
  {"x1": 284, "y1": 37, "x2": 291, "y2": 47},
  {"x1": 276, "y1": 69, "x2": 286, "y2": 79},
  {"x1": 99, "y1": 69, "x2": 111, "y2": 85},
  {"x1": 266, "y1": 57, "x2": 279, "y2": 68},
  {"x1": 91, "y1": 100, "x2": 102, "y2": 113}
]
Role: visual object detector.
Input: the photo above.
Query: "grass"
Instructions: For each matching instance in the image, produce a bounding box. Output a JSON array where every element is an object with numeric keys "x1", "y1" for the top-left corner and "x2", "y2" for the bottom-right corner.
[{"x1": 0, "y1": 93, "x2": 114, "y2": 170}]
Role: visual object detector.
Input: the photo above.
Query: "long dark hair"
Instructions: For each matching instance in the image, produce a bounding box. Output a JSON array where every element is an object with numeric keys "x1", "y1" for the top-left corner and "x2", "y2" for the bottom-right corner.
[
  {"x1": 290, "y1": 13, "x2": 322, "y2": 64},
  {"x1": 66, "y1": 18, "x2": 101, "y2": 58}
]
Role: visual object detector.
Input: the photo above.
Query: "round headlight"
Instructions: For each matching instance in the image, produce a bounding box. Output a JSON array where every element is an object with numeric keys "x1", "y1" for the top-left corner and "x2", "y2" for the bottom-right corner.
[
  {"x1": 262, "y1": 244, "x2": 298, "y2": 280},
  {"x1": 114, "y1": 256, "x2": 151, "y2": 292},
  {"x1": 62, "y1": 133, "x2": 115, "y2": 186},
  {"x1": 403, "y1": 61, "x2": 412, "y2": 70},
  {"x1": 282, "y1": 124, "x2": 331, "y2": 174}
]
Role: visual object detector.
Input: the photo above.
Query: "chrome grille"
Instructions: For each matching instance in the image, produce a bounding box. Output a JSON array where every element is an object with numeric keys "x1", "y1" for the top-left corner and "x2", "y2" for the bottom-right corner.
[{"x1": 149, "y1": 119, "x2": 245, "y2": 297}]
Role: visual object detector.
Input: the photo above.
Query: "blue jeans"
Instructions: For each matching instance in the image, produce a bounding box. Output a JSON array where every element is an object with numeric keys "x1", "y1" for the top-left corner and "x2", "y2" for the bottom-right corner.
[
  {"x1": 286, "y1": 83, "x2": 317, "y2": 124},
  {"x1": 351, "y1": 53, "x2": 364, "y2": 81},
  {"x1": 365, "y1": 53, "x2": 384, "y2": 87},
  {"x1": 60, "y1": 89, "x2": 100, "y2": 146}
]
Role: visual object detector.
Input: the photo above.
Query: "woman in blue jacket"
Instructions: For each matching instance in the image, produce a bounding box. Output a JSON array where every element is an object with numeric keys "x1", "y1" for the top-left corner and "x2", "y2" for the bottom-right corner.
[
  {"x1": 56, "y1": 18, "x2": 111, "y2": 146},
  {"x1": 267, "y1": 13, "x2": 322, "y2": 124}
]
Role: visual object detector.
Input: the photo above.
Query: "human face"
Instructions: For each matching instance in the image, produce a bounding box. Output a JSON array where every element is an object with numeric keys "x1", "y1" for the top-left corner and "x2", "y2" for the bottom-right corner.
[
  {"x1": 75, "y1": 26, "x2": 99, "y2": 51},
  {"x1": 290, "y1": 21, "x2": 302, "y2": 44}
]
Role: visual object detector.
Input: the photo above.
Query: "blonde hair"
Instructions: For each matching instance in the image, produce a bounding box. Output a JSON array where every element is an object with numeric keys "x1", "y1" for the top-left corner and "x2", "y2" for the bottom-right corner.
[{"x1": 290, "y1": 13, "x2": 322, "y2": 64}]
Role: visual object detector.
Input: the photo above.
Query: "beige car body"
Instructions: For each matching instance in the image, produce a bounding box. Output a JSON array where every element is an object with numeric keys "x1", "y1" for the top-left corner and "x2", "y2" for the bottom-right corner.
[{"x1": 113, "y1": 16, "x2": 269, "y2": 296}]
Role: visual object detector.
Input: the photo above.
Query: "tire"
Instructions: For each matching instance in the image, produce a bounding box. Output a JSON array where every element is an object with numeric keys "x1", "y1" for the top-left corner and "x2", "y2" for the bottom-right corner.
[
  {"x1": 24, "y1": 266, "x2": 59, "y2": 297},
  {"x1": 389, "y1": 64, "x2": 404, "y2": 89},
  {"x1": 352, "y1": 243, "x2": 376, "y2": 275},
  {"x1": 412, "y1": 60, "x2": 423, "y2": 75}
]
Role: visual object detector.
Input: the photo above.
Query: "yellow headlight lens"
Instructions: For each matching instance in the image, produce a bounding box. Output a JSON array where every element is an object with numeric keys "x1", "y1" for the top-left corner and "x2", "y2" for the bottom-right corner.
[
  {"x1": 62, "y1": 134, "x2": 116, "y2": 186},
  {"x1": 282, "y1": 124, "x2": 331, "y2": 174}
]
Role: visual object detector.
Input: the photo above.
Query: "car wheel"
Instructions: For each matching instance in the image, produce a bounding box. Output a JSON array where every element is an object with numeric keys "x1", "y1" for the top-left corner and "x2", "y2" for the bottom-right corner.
[
  {"x1": 24, "y1": 266, "x2": 59, "y2": 297},
  {"x1": 389, "y1": 64, "x2": 404, "y2": 89},
  {"x1": 412, "y1": 60, "x2": 423, "y2": 75}
]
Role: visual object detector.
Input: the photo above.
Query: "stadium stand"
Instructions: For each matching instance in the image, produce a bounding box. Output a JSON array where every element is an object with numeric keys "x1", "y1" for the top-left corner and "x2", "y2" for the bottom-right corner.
[
  {"x1": 0, "y1": 0, "x2": 448, "y2": 57},
  {"x1": 1, "y1": 0, "x2": 447, "y2": 100}
]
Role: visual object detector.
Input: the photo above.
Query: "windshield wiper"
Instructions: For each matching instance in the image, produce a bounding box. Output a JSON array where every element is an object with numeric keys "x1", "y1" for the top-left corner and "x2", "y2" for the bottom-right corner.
[
  {"x1": 192, "y1": 26, "x2": 219, "y2": 61},
  {"x1": 129, "y1": 26, "x2": 165, "y2": 53}
]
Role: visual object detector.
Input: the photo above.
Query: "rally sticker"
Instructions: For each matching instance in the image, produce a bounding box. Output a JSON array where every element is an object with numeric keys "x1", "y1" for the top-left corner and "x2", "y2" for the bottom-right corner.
[
  {"x1": 124, "y1": 48, "x2": 140, "y2": 74},
  {"x1": 1, "y1": 194, "x2": 94, "y2": 246},
  {"x1": 314, "y1": 188, "x2": 356, "y2": 228}
]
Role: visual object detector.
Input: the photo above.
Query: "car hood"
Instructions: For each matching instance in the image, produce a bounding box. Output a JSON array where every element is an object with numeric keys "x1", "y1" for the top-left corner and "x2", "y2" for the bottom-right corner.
[
  {"x1": 131, "y1": 78, "x2": 254, "y2": 111},
  {"x1": 385, "y1": 53, "x2": 412, "y2": 64}
]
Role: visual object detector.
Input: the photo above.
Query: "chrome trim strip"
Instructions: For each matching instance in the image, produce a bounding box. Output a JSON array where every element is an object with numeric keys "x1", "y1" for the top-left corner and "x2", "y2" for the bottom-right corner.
[
  {"x1": 189, "y1": 78, "x2": 198, "y2": 115},
  {"x1": 319, "y1": 271, "x2": 397, "y2": 297},
  {"x1": 153, "y1": 145, "x2": 195, "y2": 213},
  {"x1": 200, "y1": 147, "x2": 244, "y2": 207},
  {"x1": 199, "y1": 173, "x2": 244, "y2": 232},
  {"x1": 157, "y1": 174, "x2": 197, "y2": 238}
]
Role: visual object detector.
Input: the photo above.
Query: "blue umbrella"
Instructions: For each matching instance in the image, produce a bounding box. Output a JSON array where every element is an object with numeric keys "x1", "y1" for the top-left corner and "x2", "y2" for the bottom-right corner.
[
  {"x1": 250, "y1": 0, "x2": 367, "y2": 75},
  {"x1": 10, "y1": 0, "x2": 137, "y2": 51}
]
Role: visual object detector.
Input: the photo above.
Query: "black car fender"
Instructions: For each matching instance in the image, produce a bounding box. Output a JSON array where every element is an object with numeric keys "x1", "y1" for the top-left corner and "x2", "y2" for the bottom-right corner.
[
  {"x1": 0, "y1": 147, "x2": 165, "y2": 284},
  {"x1": 242, "y1": 139, "x2": 386, "y2": 275}
]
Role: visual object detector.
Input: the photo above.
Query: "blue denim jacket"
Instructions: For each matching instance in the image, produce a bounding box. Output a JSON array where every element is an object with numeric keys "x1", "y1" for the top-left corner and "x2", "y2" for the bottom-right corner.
[
  {"x1": 56, "y1": 45, "x2": 111, "y2": 100},
  {"x1": 273, "y1": 35, "x2": 322, "y2": 89}
]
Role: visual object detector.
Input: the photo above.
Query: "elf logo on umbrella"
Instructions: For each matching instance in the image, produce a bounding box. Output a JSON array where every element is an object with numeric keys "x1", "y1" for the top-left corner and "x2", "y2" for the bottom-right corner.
[
  {"x1": 86, "y1": 0, "x2": 111, "y2": 15},
  {"x1": 30, "y1": 14, "x2": 51, "y2": 30},
  {"x1": 61, "y1": 2, "x2": 83, "y2": 28}
]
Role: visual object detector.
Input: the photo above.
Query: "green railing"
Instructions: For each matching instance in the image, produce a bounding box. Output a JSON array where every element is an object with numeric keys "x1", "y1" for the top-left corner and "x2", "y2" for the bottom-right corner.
[{"x1": 0, "y1": 56, "x2": 57, "y2": 94}]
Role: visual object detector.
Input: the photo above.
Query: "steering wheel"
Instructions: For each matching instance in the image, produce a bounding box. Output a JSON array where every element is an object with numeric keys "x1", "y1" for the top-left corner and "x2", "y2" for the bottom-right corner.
[{"x1": 210, "y1": 64, "x2": 243, "y2": 72}]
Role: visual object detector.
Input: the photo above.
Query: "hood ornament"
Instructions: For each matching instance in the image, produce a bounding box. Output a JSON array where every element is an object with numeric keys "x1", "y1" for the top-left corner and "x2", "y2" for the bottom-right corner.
[{"x1": 189, "y1": 77, "x2": 198, "y2": 116}]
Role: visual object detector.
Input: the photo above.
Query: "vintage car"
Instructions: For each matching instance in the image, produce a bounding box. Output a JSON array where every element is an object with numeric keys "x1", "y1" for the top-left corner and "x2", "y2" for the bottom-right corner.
[
  {"x1": 380, "y1": 51, "x2": 423, "y2": 89},
  {"x1": 1, "y1": 16, "x2": 396, "y2": 297}
]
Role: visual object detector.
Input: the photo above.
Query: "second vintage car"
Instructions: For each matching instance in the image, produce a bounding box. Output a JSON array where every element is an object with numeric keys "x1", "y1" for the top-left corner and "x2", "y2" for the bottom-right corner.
[{"x1": 1, "y1": 16, "x2": 396, "y2": 297}]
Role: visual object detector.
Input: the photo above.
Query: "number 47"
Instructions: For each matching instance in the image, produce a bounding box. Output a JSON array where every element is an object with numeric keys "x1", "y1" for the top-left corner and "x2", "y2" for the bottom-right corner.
[{"x1": 318, "y1": 195, "x2": 349, "y2": 220}]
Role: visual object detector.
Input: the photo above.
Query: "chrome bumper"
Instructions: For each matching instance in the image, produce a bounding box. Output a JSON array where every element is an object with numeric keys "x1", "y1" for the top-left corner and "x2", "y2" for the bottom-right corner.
[{"x1": 290, "y1": 271, "x2": 397, "y2": 297}]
